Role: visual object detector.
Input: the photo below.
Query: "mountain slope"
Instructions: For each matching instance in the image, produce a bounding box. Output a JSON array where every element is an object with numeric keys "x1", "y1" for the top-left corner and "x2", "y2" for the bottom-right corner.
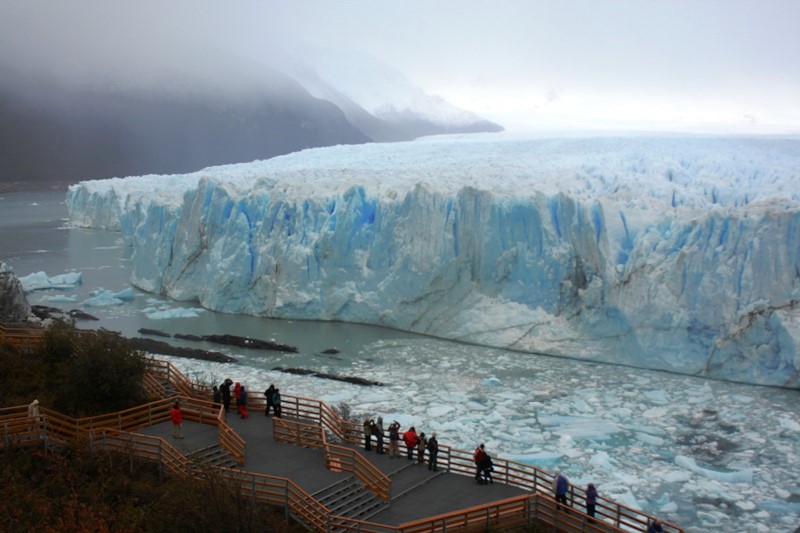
[{"x1": 0, "y1": 65, "x2": 371, "y2": 183}]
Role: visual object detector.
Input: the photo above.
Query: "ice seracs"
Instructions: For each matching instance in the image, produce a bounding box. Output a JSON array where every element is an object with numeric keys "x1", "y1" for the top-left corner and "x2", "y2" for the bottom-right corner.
[{"x1": 67, "y1": 133, "x2": 800, "y2": 388}]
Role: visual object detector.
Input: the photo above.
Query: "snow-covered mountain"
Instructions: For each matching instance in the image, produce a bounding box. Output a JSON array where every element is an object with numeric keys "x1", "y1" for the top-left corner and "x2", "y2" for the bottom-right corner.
[
  {"x1": 281, "y1": 47, "x2": 503, "y2": 141},
  {"x1": 66, "y1": 133, "x2": 800, "y2": 388}
]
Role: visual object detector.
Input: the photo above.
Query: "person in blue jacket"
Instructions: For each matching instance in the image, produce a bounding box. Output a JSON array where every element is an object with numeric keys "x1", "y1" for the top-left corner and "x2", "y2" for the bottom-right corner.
[{"x1": 554, "y1": 471, "x2": 569, "y2": 510}]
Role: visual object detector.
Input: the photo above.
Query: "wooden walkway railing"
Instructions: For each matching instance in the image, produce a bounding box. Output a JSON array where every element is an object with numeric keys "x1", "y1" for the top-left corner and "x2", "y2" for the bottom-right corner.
[
  {"x1": 0, "y1": 323, "x2": 45, "y2": 352},
  {"x1": 2, "y1": 326, "x2": 683, "y2": 532}
]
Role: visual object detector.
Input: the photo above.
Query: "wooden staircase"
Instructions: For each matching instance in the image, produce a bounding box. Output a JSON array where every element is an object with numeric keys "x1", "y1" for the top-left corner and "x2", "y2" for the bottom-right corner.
[
  {"x1": 187, "y1": 444, "x2": 239, "y2": 469},
  {"x1": 313, "y1": 475, "x2": 389, "y2": 525}
]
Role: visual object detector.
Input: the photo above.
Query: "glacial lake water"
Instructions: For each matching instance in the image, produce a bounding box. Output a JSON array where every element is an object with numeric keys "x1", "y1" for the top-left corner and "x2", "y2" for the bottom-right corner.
[{"x1": 1, "y1": 189, "x2": 799, "y2": 533}]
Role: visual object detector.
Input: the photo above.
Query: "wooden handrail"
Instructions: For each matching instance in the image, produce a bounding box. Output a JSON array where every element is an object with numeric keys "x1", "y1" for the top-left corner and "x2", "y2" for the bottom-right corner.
[
  {"x1": 0, "y1": 324, "x2": 45, "y2": 352},
  {"x1": 325, "y1": 443, "x2": 391, "y2": 502}
]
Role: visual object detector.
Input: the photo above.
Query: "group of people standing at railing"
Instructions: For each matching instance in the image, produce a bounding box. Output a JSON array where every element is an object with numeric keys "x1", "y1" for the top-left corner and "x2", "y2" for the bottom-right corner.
[
  {"x1": 363, "y1": 416, "x2": 440, "y2": 471},
  {"x1": 211, "y1": 379, "x2": 282, "y2": 420},
  {"x1": 356, "y1": 418, "x2": 670, "y2": 529}
]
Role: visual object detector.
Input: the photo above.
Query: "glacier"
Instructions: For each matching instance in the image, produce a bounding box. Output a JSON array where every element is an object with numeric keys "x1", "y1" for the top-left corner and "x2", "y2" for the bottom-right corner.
[{"x1": 66, "y1": 133, "x2": 800, "y2": 388}]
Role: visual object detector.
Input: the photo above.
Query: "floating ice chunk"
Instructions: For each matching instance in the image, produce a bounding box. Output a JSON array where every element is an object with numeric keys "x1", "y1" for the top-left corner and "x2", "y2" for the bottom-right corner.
[
  {"x1": 675, "y1": 455, "x2": 753, "y2": 483},
  {"x1": 19, "y1": 272, "x2": 54, "y2": 291},
  {"x1": 659, "y1": 501, "x2": 678, "y2": 513},
  {"x1": 642, "y1": 406, "x2": 669, "y2": 419},
  {"x1": 736, "y1": 500, "x2": 757, "y2": 511},
  {"x1": 145, "y1": 307, "x2": 204, "y2": 319},
  {"x1": 571, "y1": 398, "x2": 592, "y2": 413},
  {"x1": 82, "y1": 289, "x2": 124, "y2": 307},
  {"x1": 540, "y1": 415, "x2": 621, "y2": 441},
  {"x1": 589, "y1": 451, "x2": 615, "y2": 471},
  {"x1": 635, "y1": 432, "x2": 664, "y2": 446},
  {"x1": 45, "y1": 295, "x2": 78, "y2": 303},
  {"x1": 20, "y1": 271, "x2": 83, "y2": 291},
  {"x1": 482, "y1": 376, "x2": 502, "y2": 387},
  {"x1": 48, "y1": 272, "x2": 82, "y2": 287},
  {"x1": 427, "y1": 404, "x2": 455, "y2": 418},
  {"x1": 506, "y1": 451, "x2": 562, "y2": 466},
  {"x1": 643, "y1": 389, "x2": 669, "y2": 404},
  {"x1": 112, "y1": 287, "x2": 135, "y2": 301},
  {"x1": 778, "y1": 417, "x2": 800, "y2": 432},
  {"x1": 661, "y1": 470, "x2": 692, "y2": 483}
]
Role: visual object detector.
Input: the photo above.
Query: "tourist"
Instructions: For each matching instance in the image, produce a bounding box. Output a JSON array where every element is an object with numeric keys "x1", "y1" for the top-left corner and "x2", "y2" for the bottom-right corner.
[
  {"x1": 585, "y1": 483, "x2": 598, "y2": 518},
  {"x1": 273, "y1": 388, "x2": 282, "y2": 417},
  {"x1": 220, "y1": 378, "x2": 232, "y2": 412},
  {"x1": 388, "y1": 420, "x2": 401, "y2": 458},
  {"x1": 233, "y1": 382, "x2": 242, "y2": 410},
  {"x1": 403, "y1": 426, "x2": 419, "y2": 460},
  {"x1": 554, "y1": 471, "x2": 569, "y2": 510},
  {"x1": 478, "y1": 452, "x2": 494, "y2": 485},
  {"x1": 212, "y1": 385, "x2": 222, "y2": 407},
  {"x1": 264, "y1": 384, "x2": 276, "y2": 416},
  {"x1": 374, "y1": 416, "x2": 385, "y2": 454},
  {"x1": 27, "y1": 399, "x2": 41, "y2": 434},
  {"x1": 171, "y1": 401, "x2": 183, "y2": 439},
  {"x1": 647, "y1": 520, "x2": 664, "y2": 533},
  {"x1": 238, "y1": 385, "x2": 249, "y2": 418},
  {"x1": 363, "y1": 417, "x2": 372, "y2": 451},
  {"x1": 427, "y1": 432, "x2": 439, "y2": 471},
  {"x1": 473, "y1": 443, "x2": 487, "y2": 483},
  {"x1": 416, "y1": 432, "x2": 427, "y2": 464}
]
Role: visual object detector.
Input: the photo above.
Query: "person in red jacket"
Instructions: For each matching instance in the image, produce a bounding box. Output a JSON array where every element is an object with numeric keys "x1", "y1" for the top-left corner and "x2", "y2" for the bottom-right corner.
[
  {"x1": 473, "y1": 443, "x2": 487, "y2": 483},
  {"x1": 233, "y1": 382, "x2": 242, "y2": 410},
  {"x1": 171, "y1": 401, "x2": 183, "y2": 439},
  {"x1": 403, "y1": 426, "x2": 419, "y2": 460}
]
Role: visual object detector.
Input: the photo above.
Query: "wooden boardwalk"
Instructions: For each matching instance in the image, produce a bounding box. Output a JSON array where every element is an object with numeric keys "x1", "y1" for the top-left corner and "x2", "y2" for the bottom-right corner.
[
  {"x1": 0, "y1": 327, "x2": 682, "y2": 532},
  {"x1": 139, "y1": 413, "x2": 530, "y2": 526}
]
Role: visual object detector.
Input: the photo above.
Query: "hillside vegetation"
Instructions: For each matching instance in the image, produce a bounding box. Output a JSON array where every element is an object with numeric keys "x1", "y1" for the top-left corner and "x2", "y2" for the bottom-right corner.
[{"x1": 0, "y1": 323, "x2": 301, "y2": 531}]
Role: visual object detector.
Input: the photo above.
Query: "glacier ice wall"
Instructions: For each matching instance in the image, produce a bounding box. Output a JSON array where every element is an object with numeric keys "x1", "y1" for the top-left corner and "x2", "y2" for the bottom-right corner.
[{"x1": 66, "y1": 134, "x2": 800, "y2": 388}]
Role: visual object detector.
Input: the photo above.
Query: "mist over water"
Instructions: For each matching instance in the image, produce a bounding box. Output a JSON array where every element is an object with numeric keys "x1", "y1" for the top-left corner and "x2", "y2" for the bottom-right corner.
[{"x1": 2, "y1": 190, "x2": 799, "y2": 532}]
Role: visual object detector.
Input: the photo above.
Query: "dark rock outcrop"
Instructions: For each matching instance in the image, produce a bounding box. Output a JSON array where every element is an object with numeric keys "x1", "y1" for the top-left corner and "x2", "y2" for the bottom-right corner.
[
  {"x1": 68, "y1": 309, "x2": 99, "y2": 321},
  {"x1": 128, "y1": 337, "x2": 236, "y2": 363},
  {"x1": 202, "y1": 334, "x2": 298, "y2": 353},
  {"x1": 273, "y1": 367, "x2": 383, "y2": 387},
  {"x1": 174, "y1": 333, "x2": 203, "y2": 342},
  {"x1": 138, "y1": 328, "x2": 171, "y2": 338},
  {"x1": 0, "y1": 262, "x2": 31, "y2": 321},
  {"x1": 30, "y1": 305, "x2": 60, "y2": 320}
]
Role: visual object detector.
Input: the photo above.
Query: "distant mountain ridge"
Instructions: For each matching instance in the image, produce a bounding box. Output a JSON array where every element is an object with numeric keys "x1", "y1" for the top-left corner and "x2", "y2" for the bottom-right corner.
[{"x1": 0, "y1": 53, "x2": 502, "y2": 184}]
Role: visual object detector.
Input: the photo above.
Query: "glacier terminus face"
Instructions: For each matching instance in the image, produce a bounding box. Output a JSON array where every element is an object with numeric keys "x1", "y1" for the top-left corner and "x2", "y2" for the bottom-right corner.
[{"x1": 66, "y1": 133, "x2": 800, "y2": 388}]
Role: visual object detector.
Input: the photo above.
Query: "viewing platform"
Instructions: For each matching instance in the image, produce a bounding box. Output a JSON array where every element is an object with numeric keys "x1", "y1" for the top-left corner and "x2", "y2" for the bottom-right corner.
[{"x1": 0, "y1": 325, "x2": 682, "y2": 532}]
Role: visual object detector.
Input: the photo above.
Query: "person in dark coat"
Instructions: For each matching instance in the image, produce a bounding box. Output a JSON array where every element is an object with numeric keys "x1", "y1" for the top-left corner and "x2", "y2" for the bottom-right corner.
[
  {"x1": 220, "y1": 379, "x2": 232, "y2": 412},
  {"x1": 388, "y1": 421, "x2": 401, "y2": 458},
  {"x1": 363, "y1": 417, "x2": 372, "y2": 451},
  {"x1": 273, "y1": 388, "x2": 282, "y2": 417},
  {"x1": 264, "y1": 384, "x2": 276, "y2": 416},
  {"x1": 554, "y1": 471, "x2": 569, "y2": 510},
  {"x1": 585, "y1": 483, "x2": 598, "y2": 518},
  {"x1": 426, "y1": 432, "x2": 439, "y2": 471},
  {"x1": 416, "y1": 432, "x2": 427, "y2": 464},
  {"x1": 478, "y1": 453, "x2": 494, "y2": 485},
  {"x1": 212, "y1": 385, "x2": 222, "y2": 407},
  {"x1": 374, "y1": 416, "x2": 385, "y2": 454}
]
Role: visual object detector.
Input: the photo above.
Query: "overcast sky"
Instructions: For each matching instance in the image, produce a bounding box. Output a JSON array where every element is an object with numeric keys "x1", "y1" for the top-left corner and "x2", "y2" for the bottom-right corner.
[{"x1": 1, "y1": 0, "x2": 798, "y2": 134}]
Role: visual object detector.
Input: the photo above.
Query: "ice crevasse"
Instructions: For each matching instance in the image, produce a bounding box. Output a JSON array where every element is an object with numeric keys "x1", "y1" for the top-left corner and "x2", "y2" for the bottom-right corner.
[{"x1": 67, "y1": 134, "x2": 800, "y2": 388}]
